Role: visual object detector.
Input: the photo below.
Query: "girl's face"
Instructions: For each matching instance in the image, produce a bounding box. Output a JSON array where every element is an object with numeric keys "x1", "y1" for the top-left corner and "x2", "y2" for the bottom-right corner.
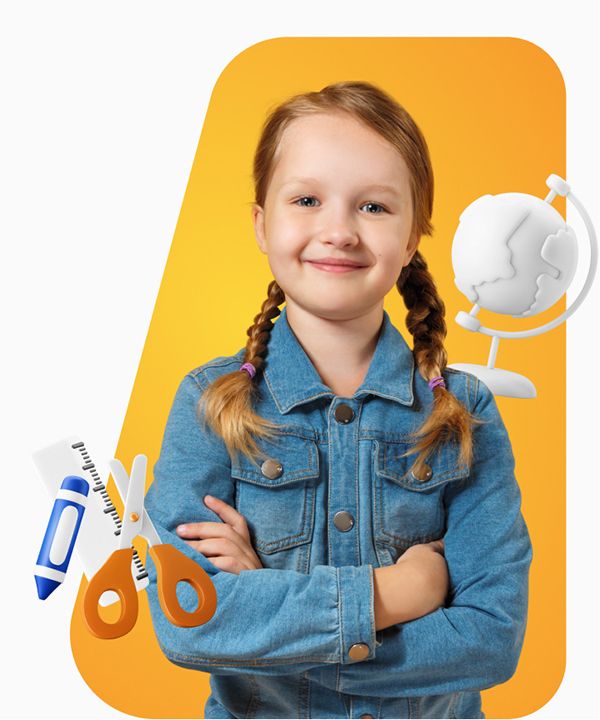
[{"x1": 252, "y1": 112, "x2": 419, "y2": 322}]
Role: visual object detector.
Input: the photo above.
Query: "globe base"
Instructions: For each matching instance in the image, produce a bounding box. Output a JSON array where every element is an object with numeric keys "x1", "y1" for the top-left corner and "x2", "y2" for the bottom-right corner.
[{"x1": 447, "y1": 363, "x2": 537, "y2": 399}]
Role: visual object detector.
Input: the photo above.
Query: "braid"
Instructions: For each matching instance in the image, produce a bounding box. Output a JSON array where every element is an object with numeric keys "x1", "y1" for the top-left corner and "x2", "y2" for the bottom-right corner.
[
  {"x1": 197, "y1": 280, "x2": 285, "y2": 468},
  {"x1": 398, "y1": 250, "x2": 448, "y2": 378},
  {"x1": 243, "y1": 280, "x2": 286, "y2": 377},
  {"x1": 397, "y1": 251, "x2": 483, "y2": 477}
]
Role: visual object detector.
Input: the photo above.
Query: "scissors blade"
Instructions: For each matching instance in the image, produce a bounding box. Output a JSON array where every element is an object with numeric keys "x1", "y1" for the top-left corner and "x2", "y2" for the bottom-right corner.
[
  {"x1": 111, "y1": 455, "x2": 147, "y2": 550},
  {"x1": 140, "y1": 508, "x2": 162, "y2": 547},
  {"x1": 108, "y1": 458, "x2": 130, "y2": 504},
  {"x1": 110, "y1": 456, "x2": 161, "y2": 548}
]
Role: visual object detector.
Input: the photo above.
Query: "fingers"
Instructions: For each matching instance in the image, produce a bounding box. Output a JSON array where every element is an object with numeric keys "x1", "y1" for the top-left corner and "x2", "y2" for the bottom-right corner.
[
  {"x1": 176, "y1": 496, "x2": 253, "y2": 552},
  {"x1": 175, "y1": 496, "x2": 263, "y2": 573},
  {"x1": 183, "y1": 536, "x2": 251, "y2": 562},
  {"x1": 203, "y1": 495, "x2": 251, "y2": 541},
  {"x1": 176, "y1": 496, "x2": 250, "y2": 548},
  {"x1": 177, "y1": 525, "x2": 254, "y2": 561},
  {"x1": 176, "y1": 521, "x2": 240, "y2": 542},
  {"x1": 207, "y1": 555, "x2": 249, "y2": 575},
  {"x1": 181, "y1": 540, "x2": 259, "y2": 573}
]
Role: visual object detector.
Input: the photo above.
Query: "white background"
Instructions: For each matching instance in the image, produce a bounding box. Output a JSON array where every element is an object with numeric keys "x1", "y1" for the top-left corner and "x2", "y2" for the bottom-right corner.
[{"x1": 1, "y1": 1, "x2": 598, "y2": 718}]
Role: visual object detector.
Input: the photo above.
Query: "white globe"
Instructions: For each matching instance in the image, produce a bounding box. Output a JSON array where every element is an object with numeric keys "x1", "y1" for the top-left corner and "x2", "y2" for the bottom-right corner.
[{"x1": 452, "y1": 192, "x2": 578, "y2": 317}]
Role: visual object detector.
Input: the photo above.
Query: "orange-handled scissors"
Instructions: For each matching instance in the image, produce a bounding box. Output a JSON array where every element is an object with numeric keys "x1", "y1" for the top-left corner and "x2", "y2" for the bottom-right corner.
[{"x1": 82, "y1": 455, "x2": 217, "y2": 639}]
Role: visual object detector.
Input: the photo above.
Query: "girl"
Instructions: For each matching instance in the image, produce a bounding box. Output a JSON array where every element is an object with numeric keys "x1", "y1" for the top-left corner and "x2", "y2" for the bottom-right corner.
[{"x1": 145, "y1": 81, "x2": 532, "y2": 720}]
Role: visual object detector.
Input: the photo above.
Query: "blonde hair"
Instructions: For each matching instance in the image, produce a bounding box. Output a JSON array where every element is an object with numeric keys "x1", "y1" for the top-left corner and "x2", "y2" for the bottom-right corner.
[{"x1": 198, "y1": 81, "x2": 482, "y2": 477}]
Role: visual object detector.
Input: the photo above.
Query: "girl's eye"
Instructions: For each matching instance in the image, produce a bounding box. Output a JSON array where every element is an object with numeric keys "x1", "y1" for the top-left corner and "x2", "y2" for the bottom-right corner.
[
  {"x1": 361, "y1": 202, "x2": 386, "y2": 214},
  {"x1": 294, "y1": 196, "x2": 320, "y2": 207},
  {"x1": 293, "y1": 197, "x2": 387, "y2": 213}
]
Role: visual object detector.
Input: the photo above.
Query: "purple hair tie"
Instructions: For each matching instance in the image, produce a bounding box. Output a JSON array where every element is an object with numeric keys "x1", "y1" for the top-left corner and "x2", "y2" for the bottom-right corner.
[
  {"x1": 428, "y1": 375, "x2": 446, "y2": 391},
  {"x1": 240, "y1": 362, "x2": 256, "y2": 379}
]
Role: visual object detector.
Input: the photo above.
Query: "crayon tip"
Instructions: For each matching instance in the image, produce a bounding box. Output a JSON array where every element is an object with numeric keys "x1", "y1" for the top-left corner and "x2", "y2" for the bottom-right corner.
[{"x1": 36, "y1": 575, "x2": 61, "y2": 600}]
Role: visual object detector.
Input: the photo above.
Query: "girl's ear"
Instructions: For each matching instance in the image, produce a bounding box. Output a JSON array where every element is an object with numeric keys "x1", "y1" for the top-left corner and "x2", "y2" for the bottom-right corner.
[
  {"x1": 403, "y1": 231, "x2": 420, "y2": 267},
  {"x1": 252, "y1": 204, "x2": 267, "y2": 254}
]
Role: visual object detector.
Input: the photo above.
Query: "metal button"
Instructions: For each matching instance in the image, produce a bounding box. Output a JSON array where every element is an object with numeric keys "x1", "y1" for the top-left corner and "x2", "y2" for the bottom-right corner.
[
  {"x1": 348, "y1": 643, "x2": 370, "y2": 661},
  {"x1": 360, "y1": 715, "x2": 374, "y2": 719},
  {"x1": 261, "y1": 459, "x2": 283, "y2": 480},
  {"x1": 334, "y1": 403, "x2": 354, "y2": 424},
  {"x1": 411, "y1": 463, "x2": 433, "y2": 482},
  {"x1": 333, "y1": 511, "x2": 355, "y2": 532}
]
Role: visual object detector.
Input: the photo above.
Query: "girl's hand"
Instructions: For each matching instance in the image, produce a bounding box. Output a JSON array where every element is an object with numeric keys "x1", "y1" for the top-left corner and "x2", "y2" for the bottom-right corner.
[
  {"x1": 176, "y1": 495, "x2": 263, "y2": 574},
  {"x1": 396, "y1": 538, "x2": 449, "y2": 611},
  {"x1": 373, "y1": 538, "x2": 448, "y2": 629}
]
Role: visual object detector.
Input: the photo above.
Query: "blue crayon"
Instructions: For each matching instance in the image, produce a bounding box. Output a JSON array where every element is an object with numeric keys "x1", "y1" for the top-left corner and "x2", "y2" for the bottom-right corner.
[{"x1": 35, "y1": 475, "x2": 89, "y2": 600}]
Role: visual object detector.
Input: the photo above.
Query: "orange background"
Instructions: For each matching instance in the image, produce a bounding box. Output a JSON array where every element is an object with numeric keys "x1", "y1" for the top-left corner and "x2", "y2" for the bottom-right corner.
[{"x1": 71, "y1": 37, "x2": 566, "y2": 718}]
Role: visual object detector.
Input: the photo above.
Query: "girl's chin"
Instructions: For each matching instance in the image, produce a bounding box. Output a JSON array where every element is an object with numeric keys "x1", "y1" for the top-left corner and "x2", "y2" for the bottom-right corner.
[{"x1": 289, "y1": 300, "x2": 374, "y2": 321}]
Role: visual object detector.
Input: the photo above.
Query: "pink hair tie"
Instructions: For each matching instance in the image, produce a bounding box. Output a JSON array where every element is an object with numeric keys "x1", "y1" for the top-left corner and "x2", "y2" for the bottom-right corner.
[
  {"x1": 428, "y1": 375, "x2": 446, "y2": 391},
  {"x1": 240, "y1": 362, "x2": 257, "y2": 379}
]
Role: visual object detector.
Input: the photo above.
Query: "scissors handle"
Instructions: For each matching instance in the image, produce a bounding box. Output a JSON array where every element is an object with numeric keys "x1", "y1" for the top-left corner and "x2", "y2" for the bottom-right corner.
[
  {"x1": 82, "y1": 548, "x2": 138, "y2": 639},
  {"x1": 150, "y1": 544, "x2": 217, "y2": 627}
]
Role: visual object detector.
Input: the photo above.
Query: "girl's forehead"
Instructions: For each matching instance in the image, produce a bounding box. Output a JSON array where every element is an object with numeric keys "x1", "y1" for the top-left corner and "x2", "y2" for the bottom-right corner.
[
  {"x1": 271, "y1": 112, "x2": 410, "y2": 184},
  {"x1": 279, "y1": 112, "x2": 386, "y2": 148}
]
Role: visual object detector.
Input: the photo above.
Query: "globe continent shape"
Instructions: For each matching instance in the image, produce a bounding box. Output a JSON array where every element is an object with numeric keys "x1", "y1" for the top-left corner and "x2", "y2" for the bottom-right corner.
[{"x1": 452, "y1": 192, "x2": 577, "y2": 317}]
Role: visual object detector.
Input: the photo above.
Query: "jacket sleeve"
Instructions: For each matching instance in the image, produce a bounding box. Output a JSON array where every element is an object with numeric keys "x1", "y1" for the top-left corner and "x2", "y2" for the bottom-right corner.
[
  {"x1": 326, "y1": 377, "x2": 533, "y2": 697},
  {"x1": 144, "y1": 372, "x2": 376, "y2": 676}
]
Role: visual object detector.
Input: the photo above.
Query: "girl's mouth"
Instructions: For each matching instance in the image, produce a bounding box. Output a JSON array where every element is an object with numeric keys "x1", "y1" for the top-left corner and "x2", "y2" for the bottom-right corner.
[{"x1": 306, "y1": 261, "x2": 366, "y2": 273}]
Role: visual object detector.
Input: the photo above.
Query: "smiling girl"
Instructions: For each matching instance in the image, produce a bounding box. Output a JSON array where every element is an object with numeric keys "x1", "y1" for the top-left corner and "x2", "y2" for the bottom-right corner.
[{"x1": 144, "y1": 81, "x2": 532, "y2": 719}]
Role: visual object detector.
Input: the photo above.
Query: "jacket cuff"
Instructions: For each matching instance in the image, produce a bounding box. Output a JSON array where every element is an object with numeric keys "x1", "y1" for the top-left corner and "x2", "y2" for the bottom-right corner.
[{"x1": 337, "y1": 564, "x2": 376, "y2": 664}]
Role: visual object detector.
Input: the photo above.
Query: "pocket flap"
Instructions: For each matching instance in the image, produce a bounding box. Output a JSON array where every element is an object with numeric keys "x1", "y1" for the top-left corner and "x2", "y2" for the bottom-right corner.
[
  {"x1": 231, "y1": 429, "x2": 319, "y2": 487},
  {"x1": 375, "y1": 439, "x2": 469, "y2": 491}
]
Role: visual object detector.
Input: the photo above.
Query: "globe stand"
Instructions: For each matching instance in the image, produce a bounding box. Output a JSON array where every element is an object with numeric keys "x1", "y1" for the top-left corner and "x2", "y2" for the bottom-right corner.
[
  {"x1": 449, "y1": 320, "x2": 537, "y2": 398},
  {"x1": 448, "y1": 174, "x2": 597, "y2": 399},
  {"x1": 448, "y1": 365, "x2": 536, "y2": 399}
]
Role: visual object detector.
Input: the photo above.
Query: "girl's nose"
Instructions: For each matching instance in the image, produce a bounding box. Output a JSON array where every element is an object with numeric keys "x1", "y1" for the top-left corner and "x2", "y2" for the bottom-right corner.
[{"x1": 317, "y1": 206, "x2": 359, "y2": 246}]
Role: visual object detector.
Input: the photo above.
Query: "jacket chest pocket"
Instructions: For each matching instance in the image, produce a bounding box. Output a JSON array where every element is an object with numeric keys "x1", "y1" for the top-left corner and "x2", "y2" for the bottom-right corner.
[
  {"x1": 231, "y1": 432, "x2": 319, "y2": 557},
  {"x1": 373, "y1": 439, "x2": 469, "y2": 550}
]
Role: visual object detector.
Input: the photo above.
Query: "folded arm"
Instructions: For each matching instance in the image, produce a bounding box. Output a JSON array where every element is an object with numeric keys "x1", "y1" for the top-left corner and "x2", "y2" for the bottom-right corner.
[
  {"x1": 145, "y1": 373, "x2": 377, "y2": 676},
  {"x1": 322, "y1": 378, "x2": 533, "y2": 697}
]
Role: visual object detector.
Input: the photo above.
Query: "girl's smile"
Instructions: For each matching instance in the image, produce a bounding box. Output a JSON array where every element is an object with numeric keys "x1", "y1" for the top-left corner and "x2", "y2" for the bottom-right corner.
[{"x1": 306, "y1": 259, "x2": 367, "y2": 273}]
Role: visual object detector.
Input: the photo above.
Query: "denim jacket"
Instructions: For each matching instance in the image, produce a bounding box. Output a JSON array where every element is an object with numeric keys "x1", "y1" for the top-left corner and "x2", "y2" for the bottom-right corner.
[{"x1": 144, "y1": 306, "x2": 532, "y2": 719}]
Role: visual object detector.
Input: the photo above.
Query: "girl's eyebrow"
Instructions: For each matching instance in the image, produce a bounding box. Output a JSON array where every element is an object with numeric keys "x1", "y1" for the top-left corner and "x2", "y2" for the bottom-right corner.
[
  {"x1": 280, "y1": 178, "x2": 401, "y2": 196},
  {"x1": 361, "y1": 183, "x2": 402, "y2": 197},
  {"x1": 279, "y1": 177, "x2": 320, "y2": 188}
]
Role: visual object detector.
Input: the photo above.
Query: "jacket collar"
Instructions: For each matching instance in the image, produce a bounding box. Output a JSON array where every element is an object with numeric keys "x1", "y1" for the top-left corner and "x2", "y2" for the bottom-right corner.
[{"x1": 263, "y1": 306, "x2": 415, "y2": 414}]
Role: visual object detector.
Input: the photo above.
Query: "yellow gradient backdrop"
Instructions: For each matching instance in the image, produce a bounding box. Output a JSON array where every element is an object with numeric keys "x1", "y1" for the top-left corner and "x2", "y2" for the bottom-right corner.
[{"x1": 71, "y1": 37, "x2": 566, "y2": 718}]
